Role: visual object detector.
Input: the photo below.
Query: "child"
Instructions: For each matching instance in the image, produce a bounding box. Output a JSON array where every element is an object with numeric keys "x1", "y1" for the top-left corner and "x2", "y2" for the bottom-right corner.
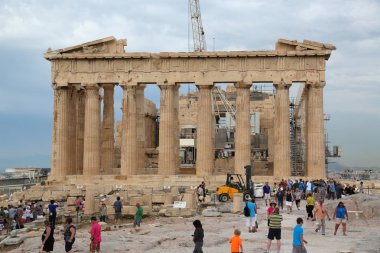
[
  {"x1": 192, "y1": 220, "x2": 204, "y2": 253},
  {"x1": 229, "y1": 229, "x2": 243, "y2": 253},
  {"x1": 293, "y1": 217, "x2": 308, "y2": 253},
  {"x1": 267, "y1": 202, "x2": 276, "y2": 226}
]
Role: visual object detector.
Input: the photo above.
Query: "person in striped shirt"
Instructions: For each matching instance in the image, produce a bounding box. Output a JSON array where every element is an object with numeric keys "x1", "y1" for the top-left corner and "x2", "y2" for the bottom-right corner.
[{"x1": 264, "y1": 207, "x2": 283, "y2": 253}]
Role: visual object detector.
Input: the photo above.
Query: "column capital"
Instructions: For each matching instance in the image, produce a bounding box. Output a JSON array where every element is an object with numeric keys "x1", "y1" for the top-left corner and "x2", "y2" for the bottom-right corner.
[
  {"x1": 101, "y1": 83, "x2": 116, "y2": 89},
  {"x1": 306, "y1": 81, "x2": 326, "y2": 89},
  {"x1": 196, "y1": 84, "x2": 213, "y2": 90},
  {"x1": 273, "y1": 80, "x2": 291, "y2": 90},
  {"x1": 234, "y1": 82, "x2": 251, "y2": 89},
  {"x1": 82, "y1": 83, "x2": 100, "y2": 90},
  {"x1": 158, "y1": 84, "x2": 178, "y2": 90}
]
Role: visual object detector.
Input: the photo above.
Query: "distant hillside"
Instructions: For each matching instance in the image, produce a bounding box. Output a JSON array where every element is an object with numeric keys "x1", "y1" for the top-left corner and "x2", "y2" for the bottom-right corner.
[{"x1": 0, "y1": 154, "x2": 50, "y2": 172}]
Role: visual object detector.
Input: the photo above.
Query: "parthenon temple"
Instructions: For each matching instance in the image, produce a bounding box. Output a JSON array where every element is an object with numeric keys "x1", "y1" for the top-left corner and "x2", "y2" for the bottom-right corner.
[{"x1": 44, "y1": 36, "x2": 335, "y2": 182}]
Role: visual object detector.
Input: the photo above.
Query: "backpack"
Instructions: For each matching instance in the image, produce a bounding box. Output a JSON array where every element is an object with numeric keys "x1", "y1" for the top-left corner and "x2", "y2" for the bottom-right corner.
[{"x1": 244, "y1": 203, "x2": 250, "y2": 217}]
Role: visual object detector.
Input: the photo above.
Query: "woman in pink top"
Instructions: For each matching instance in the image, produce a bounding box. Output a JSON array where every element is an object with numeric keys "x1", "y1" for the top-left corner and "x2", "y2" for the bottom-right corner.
[{"x1": 90, "y1": 216, "x2": 101, "y2": 253}]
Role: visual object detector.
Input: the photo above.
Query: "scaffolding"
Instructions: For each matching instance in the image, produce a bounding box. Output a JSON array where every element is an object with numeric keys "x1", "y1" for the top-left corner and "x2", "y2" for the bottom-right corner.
[{"x1": 290, "y1": 97, "x2": 306, "y2": 176}]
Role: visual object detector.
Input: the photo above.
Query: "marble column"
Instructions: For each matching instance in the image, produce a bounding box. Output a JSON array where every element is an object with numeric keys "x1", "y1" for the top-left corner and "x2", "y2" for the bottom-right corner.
[
  {"x1": 173, "y1": 85, "x2": 180, "y2": 173},
  {"x1": 120, "y1": 85, "x2": 137, "y2": 176},
  {"x1": 83, "y1": 84, "x2": 101, "y2": 176},
  {"x1": 196, "y1": 85, "x2": 214, "y2": 176},
  {"x1": 50, "y1": 86, "x2": 70, "y2": 178},
  {"x1": 273, "y1": 81, "x2": 291, "y2": 178},
  {"x1": 158, "y1": 85, "x2": 177, "y2": 175},
  {"x1": 136, "y1": 85, "x2": 146, "y2": 173},
  {"x1": 101, "y1": 84, "x2": 115, "y2": 173},
  {"x1": 76, "y1": 89, "x2": 85, "y2": 175},
  {"x1": 306, "y1": 81, "x2": 326, "y2": 178},
  {"x1": 67, "y1": 87, "x2": 77, "y2": 175},
  {"x1": 234, "y1": 83, "x2": 252, "y2": 175}
]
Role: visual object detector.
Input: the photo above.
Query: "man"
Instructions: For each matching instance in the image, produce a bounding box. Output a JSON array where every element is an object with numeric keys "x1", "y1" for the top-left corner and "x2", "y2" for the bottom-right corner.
[
  {"x1": 244, "y1": 198, "x2": 257, "y2": 233},
  {"x1": 313, "y1": 199, "x2": 331, "y2": 235},
  {"x1": 305, "y1": 181, "x2": 312, "y2": 197},
  {"x1": 264, "y1": 207, "x2": 282, "y2": 253},
  {"x1": 317, "y1": 182, "x2": 326, "y2": 201},
  {"x1": 359, "y1": 181, "x2": 364, "y2": 193},
  {"x1": 263, "y1": 182, "x2": 271, "y2": 206},
  {"x1": 335, "y1": 182, "x2": 343, "y2": 199},
  {"x1": 89, "y1": 216, "x2": 101, "y2": 253},
  {"x1": 293, "y1": 218, "x2": 308, "y2": 253},
  {"x1": 74, "y1": 196, "x2": 83, "y2": 212},
  {"x1": 64, "y1": 217, "x2": 76, "y2": 253},
  {"x1": 131, "y1": 203, "x2": 143, "y2": 233},
  {"x1": 327, "y1": 180, "x2": 336, "y2": 200},
  {"x1": 48, "y1": 200, "x2": 58, "y2": 229},
  {"x1": 113, "y1": 196, "x2": 123, "y2": 224}
]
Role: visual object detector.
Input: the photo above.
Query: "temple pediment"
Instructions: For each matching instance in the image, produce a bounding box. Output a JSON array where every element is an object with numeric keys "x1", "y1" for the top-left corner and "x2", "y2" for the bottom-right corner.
[
  {"x1": 45, "y1": 36, "x2": 127, "y2": 57},
  {"x1": 276, "y1": 39, "x2": 336, "y2": 51}
]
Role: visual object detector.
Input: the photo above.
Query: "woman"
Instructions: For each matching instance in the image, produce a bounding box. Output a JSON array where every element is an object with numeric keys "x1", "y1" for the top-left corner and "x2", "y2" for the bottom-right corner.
[
  {"x1": 276, "y1": 187, "x2": 284, "y2": 210},
  {"x1": 333, "y1": 201, "x2": 348, "y2": 236},
  {"x1": 306, "y1": 193, "x2": 315, "y2": 220},
  {"x1": 294, "y1": 188, "x2": 302, "y2": 210},
  {"x1": 192, "y1": 219, "x2": 204, "y2": 253},
  {"x1": 64, "y1": 217, "x2": 76, "y2": 253},
  {"x1": 41, "y1": 220, "x2": 54, "y2": 253},
  {"x1": 267, "y1": 202, "x2": 276, "y2": 226},
  {"x1": 285, "y1": 188, "x2": 294, "y2": 214}
]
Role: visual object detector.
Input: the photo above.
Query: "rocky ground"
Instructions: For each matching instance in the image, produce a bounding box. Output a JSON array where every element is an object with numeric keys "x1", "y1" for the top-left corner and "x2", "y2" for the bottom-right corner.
[{"x1": 3, "y1": 194, "x2": 380, "y2": 253}]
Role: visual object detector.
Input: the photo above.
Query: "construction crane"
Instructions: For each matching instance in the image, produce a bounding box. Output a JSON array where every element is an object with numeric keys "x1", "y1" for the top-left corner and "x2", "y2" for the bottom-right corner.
[{"x1": 189, "y1": 0, "x2": 207, "y2": 52}]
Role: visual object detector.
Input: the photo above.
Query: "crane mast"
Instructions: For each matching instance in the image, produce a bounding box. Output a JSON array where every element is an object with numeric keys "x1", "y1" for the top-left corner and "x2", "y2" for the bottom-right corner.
[{"x1": 189, "y1": 0, "x2": 207, "y2": 52}]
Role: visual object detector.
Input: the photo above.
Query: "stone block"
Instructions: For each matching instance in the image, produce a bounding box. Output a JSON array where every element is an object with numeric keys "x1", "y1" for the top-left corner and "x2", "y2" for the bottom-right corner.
[
  {"x1": 218, "y1": 203, "x2": 232, "y2": 213},
  {"x1": 142, "y1": 187, "x2": 153, "y2": 195},
  {"x1": 129, "y1": 196, "x2": 143, "y2": 206},
  {"x1": 152, "y1": 193, "x2": 165, "y2": 203},
  {"x1": 124, "y1": 205, "x2": 137, "y2": 215},
  {"x1": 106, "y1": 205, "x2": 115, "y2": 215},
  {"x1": 66, "y1": 197, "x2": 77, "y2": 206},
  {"x1": 141, "y1": 205, "x2": 152, "y2": 215},
  {"x1": 232, "y1": 193, "x2": 243, "y2": 214},
  {"x1": 164, "y1": 207, "x2": 180, "y2": 217},
  {"x1": 142, "y1": 194, "x2": 152, "y2": 207},
  {"x1": 182, "y1": 193, "x2": 196, "y2": 209},
  {"x1": 24, "y1": 191, "x2": 44, "y2": 201},
  {"x1": 164, "y1": 195, "x2": 174, "y2": 205},
  {"x1": 3, "y1": 236, "x2": 24, "y2": 246},
  {"x1": 68, "y1": 188, "x2": 85, "y2": 197},
  {"x1": 12, "y1": 192, "x2": 25, "y2": 201}
]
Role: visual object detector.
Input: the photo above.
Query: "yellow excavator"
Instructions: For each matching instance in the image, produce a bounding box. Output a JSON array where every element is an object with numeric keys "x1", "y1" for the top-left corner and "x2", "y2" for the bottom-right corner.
[{"x1": 216, "y1": 165, "x2": 254, "y2": 202}]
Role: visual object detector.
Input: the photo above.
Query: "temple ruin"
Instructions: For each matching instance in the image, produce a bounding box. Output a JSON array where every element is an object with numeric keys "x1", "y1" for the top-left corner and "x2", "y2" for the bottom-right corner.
[{"x1": 44, "y1": 36, "x2": 336, "y2": 182}]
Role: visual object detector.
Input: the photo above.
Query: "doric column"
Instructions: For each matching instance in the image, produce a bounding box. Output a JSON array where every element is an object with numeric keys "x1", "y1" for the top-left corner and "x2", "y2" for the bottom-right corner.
[
  {"x1": 101, "y1": 84, "x2": 115, "y2": 173},
  {"x1": 50, "y1": 86, "x2": 70, "y2": 178},
  {"x1": 158, "y1": 85, "x2": 177, "y2": 175},
  {"x1": 136, "y1": 85, "x2": 146, "y2": 173},
  {"x1": 83, "y1": 84, "x2": 101, "y2": 176},
  {"x1": 173, "y1": 85, "x2": 180, "y2": 173},
  {"x1": 120, "y1": 85, "x2": 137, "y2": 176},
  {"x1": 273, "y1": 81, "x2": 292, "y2": 178},
  {"x1": 76, "y1": 89, "x2": 85, "y2": 175},
  {"x1": 67, "y1": 86, "x2": 77, "y2": 175},
  {"x1": 306, "y1": 81, "x2": 326, "y2": 178},
  {"x1": 234, "y1": 83, "x2": 252, "y2": 175},
  {"x1": 196, "y1": 85, "x2": 214, "y2": 176}
]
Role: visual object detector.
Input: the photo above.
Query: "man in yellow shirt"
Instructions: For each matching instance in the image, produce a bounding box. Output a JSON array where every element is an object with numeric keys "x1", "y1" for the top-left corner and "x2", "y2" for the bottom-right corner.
[{"x1": 313, "y1": 199, "x2": 331, "y2": 235}]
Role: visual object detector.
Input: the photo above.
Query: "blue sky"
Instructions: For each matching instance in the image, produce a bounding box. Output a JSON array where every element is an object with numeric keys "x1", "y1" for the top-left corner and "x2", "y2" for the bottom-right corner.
[{"x1": 0, "y1": 0, "x2": 379, "y2": 170}]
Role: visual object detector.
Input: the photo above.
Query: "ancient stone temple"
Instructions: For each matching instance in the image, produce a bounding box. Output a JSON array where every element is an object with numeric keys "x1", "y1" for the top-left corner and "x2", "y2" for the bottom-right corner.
[{"x1": 44, "y1": 36, "x2": 335, "y2": 181}]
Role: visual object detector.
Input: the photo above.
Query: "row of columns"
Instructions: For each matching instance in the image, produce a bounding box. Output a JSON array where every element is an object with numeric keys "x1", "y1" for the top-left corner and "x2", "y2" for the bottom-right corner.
[{"x1": 51, "y1": 81, "x2": 326, "y2": 179}]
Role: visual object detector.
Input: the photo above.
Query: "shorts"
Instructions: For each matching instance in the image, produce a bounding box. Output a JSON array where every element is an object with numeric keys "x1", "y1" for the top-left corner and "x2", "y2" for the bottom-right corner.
[
  {"x1": 267, "y1": 228, "x2": 281, "y2": 240},
  {"x1": 115, "y1": 212, "x2": 122, "y2": 220},
  {"x1": 295, "y1": 199, "x2": 300, "y2": 205},
  {"x1": 335, "y1": 218, "x2": 347, "y2": 224},
  {"x1": 293, "y1": 245, "x2": 307, "y2": 253},
  {"x1": 246, "y1": 216, "x2": 256, "y2": 227},
  {"x1": 90, "y1": 241, "x2": 101, "y2": 252},
  {"x1": 264, "y1": 193, "x2": 271, "y2": 200},
  {"x1": 133, "y1": 219, "x2": 141, "y2": 226},
  {"x1": 65, "y1": 239, "x2": 75, "y2": 252},
  {"x1": 286, "y1": 201, "x2": 292, "y2": 206}
]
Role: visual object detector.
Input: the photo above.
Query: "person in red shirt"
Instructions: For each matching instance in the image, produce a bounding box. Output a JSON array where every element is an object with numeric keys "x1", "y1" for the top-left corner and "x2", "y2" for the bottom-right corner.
[
  {"x1": 89, "y1": 216, "x2": 101, "y2": 253},
  {"x1": 229, "y1": 229, "x2": 243, "y2": 253},
  {"x1": 267, "y1": 202, "x2": 277, "y2": 226}
]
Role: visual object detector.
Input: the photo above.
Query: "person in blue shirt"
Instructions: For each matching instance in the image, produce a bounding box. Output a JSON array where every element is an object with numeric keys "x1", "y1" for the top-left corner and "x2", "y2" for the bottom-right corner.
[
  {"x1": 293, "y1": 217, "x2": 308, "y2": 253},
  {"x1": 333, "y1": 201, "x2": 349, "y2": 236},
  {"x1": 244, "y1": 198, "x2": 257, "y2": 233},
  {"x1": 48, "y1": 200, "x2": 58, "y2": 229},
  {"x1": 263, "y1": 182, "x2": 271, "y2": 206}
]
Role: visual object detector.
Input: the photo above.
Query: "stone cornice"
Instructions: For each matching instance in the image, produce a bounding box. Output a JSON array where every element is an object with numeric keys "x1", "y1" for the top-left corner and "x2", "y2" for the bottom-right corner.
[{"x1": 44, "y1": 49, "x2": 333, "y2": 60}]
